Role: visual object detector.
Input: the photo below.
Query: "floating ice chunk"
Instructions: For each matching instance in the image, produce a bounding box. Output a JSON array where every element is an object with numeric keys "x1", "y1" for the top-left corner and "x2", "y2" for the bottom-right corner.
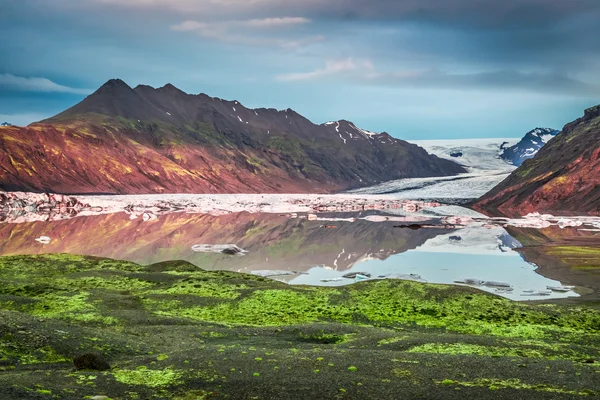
[
  {"x1": 454, "y1": 278, "x2": 485, "y2": 285},
  {"x1": 546, "y1": 285, "x2": 574, "y2": 292},
  {"x1": 192, "y1": 244, "x2": 248, "y2": 255},
  {"x1": 34, "y1": 236, "x2": 51, "y2": 244},
  {"x1": 521, "y1": 291, "x2": 552, "y2": 297},
  {"x1": 342, "y1": 272, "x2": 371, "y2": 279},
  {"x1": 483, "y1": 281, "x2": 511, "y2": 288},
  {"x1": 384, "y1": 273, "x2": 426, "y2": 283},
  {"x1": 251, "y1": 270, "x2": 297, "y2": 277}
]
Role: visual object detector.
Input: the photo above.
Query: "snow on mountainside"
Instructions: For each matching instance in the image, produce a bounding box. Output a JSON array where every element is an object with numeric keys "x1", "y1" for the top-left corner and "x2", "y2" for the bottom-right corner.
[
  {"x1": 410, "y1": 138, "x2": 520, "y2": 172},
  {"x1": 498, "y1": 128, "x2": 559, "y2": 166},
  {"x1": 0, "y1": 122, "x2": 12, "y2": 127},
  {"x1": 348, "y1": 138, "x2": 520, "y2": 203},
  {"x1": 321, "y1": 120, "x2": 394, "y2": 145}
]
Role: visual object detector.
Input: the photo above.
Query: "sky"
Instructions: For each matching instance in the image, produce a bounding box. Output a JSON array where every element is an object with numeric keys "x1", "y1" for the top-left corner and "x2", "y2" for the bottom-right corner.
[{"x1": 1, "y1": 0, "x2": 599, "y2": 139}]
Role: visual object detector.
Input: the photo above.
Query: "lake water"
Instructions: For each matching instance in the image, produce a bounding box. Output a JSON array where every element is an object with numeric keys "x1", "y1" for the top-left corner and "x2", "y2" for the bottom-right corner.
[{"x1": 2, "y1": 201, "x2": 599, "y2": 302}]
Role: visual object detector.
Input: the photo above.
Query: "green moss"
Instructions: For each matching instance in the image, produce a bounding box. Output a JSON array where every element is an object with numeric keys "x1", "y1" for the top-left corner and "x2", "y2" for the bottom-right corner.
[
  {"x1": 4, "y1": 255, "x2": 600, "y2": 343},
  {"x1": 147, "y1": 280, "x2": 247, "y2": 299},
  {"x1": 112, "y1": 367, "x2": 183, "y2": 388},
  {"x1": 408, "y1": 343, "x2": 545, "y2": 358},
  {"x1": 378, "y1": 336, "x2": 408, "y2": 346},
  {"x1": 393, "y1": 369, "x2": 412, "y2": 378},
  {"x1": 25, "y1": 292, "x2": 117, "y2": 325},
  {"x1": 54, "y1": 276, "x2": 154, "y2": 291},
  {"x1": 438, "y1": 378, "x2": 599, "y2": 396}
]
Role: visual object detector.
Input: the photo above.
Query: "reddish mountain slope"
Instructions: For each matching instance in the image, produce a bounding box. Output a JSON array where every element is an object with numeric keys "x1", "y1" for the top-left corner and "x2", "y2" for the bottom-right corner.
[
  {"x1": 475, "y1": 105, "x2": 600, "y2": 215},
  {"x1": 0, "y1": 79, "x2": 465, "y2": 194}
]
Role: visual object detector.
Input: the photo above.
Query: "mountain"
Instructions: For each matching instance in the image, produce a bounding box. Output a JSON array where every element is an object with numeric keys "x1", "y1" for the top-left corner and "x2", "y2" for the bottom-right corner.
[
  {"x1": 410, "y1": 138, "x2": 519, "y2": 172},
  {"x1": 0, "y1": 79, "x2": 465, "y2": 195},
  {"x1": 0, "y1": 122, "x2": 11, "y2": 127},
  {"x1": 475, "y1": 105, "x2": 600, "y2": 215},
  {"x1": 498, "y1": 128, "x2": 559, "y2": 166}
]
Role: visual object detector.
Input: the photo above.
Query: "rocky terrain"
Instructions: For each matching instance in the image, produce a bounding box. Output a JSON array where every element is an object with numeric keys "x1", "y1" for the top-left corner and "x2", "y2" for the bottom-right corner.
[
  {"x1": 475, "y1": 105, "x2": 600, "y2": 215},
  {"x1": 0, "y1": 254, "x2": 598, "y2": 399},
  {"x1": 0, "y1": 79, "x2": 465, "y2": 195}
]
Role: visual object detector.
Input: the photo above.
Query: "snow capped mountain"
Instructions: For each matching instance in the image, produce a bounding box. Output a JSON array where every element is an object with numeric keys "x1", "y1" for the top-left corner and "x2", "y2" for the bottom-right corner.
[
  {"x1": 410, "y1": 138, "x2": 520, "y2": 172},
  {"x1": 498, "y1": 128, "x2": 559, "y2": 166},
  {"x1": 0, "y1": 122, "x2": 12, "y2": 127}
]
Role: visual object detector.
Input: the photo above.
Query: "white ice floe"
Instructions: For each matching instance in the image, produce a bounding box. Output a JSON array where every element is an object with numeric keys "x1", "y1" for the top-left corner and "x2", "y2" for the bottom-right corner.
[
  {"x1": 192, "y1": 244, "x2": 248, "y2": 255},
  {"x1": 34, "y1": 236, "x2": 52, "y2": 245},
  {"x1": 251, "y1": 270, "x2": 298, "y2": 277}
]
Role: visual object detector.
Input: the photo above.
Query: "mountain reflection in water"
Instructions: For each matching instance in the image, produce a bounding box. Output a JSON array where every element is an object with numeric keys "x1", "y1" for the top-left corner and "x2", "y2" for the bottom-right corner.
[{"x1": 0, "y1": 209, "x2": 597, "y2": 301}]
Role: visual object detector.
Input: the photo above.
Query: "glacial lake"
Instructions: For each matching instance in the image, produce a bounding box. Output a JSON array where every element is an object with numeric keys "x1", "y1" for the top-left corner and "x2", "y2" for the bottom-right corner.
[{"x1": 2, "y1": 202, "x2": 599, "y2": 303}]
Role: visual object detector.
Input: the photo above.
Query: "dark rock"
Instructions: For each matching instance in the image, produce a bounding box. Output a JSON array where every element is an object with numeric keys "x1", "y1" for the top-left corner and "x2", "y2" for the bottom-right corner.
[
  {"x1": 222, "y1": 247, "x2": 243, "y2": 255},
  {"x1": 342, "y1": 272, "x2": 372, "y2": 279},
  {"x1": 73, "y1": 353, "x2": 111, "y2": 371},
  {"x1": 449, "y1": 151, "x2": 463, "y2": 158},
  {"x1": 393, "y1": 224, "x2": 423, "y2": 230},
  {"x1": 449, "y1": 236, "x2": 462, "y2": 241}
]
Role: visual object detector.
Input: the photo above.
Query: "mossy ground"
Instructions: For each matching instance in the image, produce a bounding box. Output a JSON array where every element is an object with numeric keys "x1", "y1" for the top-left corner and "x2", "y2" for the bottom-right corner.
[{"x1": 0, "y1": 254, "x2": 599, "y2": 399}]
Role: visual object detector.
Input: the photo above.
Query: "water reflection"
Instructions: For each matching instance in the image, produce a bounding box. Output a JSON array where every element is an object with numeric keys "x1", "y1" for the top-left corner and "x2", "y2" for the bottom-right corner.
[{"x1": 0, "y1": 209, "x2": 595, "y2": 301}]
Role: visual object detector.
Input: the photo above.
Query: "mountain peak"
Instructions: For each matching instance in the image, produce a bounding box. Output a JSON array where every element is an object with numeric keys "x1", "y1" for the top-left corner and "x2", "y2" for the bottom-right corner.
[
  {"x1": 158, "y1": 83, "x2": 186, "y2": 95},
  {"x1": 97, "y1": 78, "x2": 132, "y2": 91}
]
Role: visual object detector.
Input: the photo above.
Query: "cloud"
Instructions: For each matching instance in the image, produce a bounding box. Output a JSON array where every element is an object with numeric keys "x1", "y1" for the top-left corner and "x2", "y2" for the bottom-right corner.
[
  {"x1": 276, "y1": 58, "x2": 373, "y2": 81},
  {"x1": 276, "y1": 59, "x2": 599, "y2": 96},
  {"x1": 91, "y1": 0, "x2": 600, "y2": 28},
  {"x1": 0, "y1": 73, "x2": 91, "y2": 95},
  {"x1": 172, "y1": 17, "x2": 310, "y2": 33},
  {"x1": 171, "y1": 17, "x2": 319, "y2": 48},
  {"x1": 364, "y1": 69, "x2": 600, "y2": 97}
]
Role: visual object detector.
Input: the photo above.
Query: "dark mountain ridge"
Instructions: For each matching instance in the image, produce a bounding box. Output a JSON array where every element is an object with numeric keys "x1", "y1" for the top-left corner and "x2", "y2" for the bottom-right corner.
[{"x1": 0, "y1": 79, "x2": 465, "y2": 195}]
